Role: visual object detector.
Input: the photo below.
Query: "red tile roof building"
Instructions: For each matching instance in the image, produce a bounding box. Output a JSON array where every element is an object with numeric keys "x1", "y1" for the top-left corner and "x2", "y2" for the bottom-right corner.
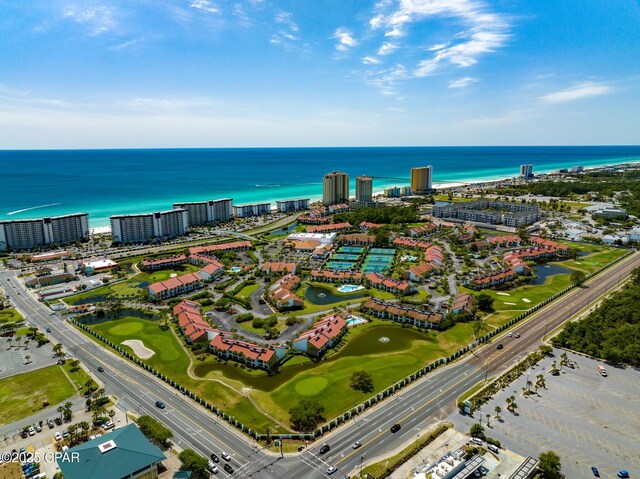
[
  {"x1": 359, "y1": 221, "x2": 382, "y2": 232},
  {"x1": 328, "y1": 204, "x2": 350, "y2": 213},
  {"x1": 310, "y1": 269, "x2": 363, "y2": 284},
  {"x1": 451, "y1": 293, "x2": 474, "y2": 314},
  {"x1": 471, "y1": 269, "x2": 517, "y2": 289},
  {"x1": 209, "y1": 332, "x2": 285, "y2": 371},
  {"x1": 148, "y1": 273, "x2": 204, "y2": 301},
  {"x1": 306, "y1": 222, "x2": 352, "y2": 233},
  {"x1": 173, "y1": 300, "x2": 214, "y2": 343},
  {"x1": 261, "y1": 262, "x2": 298, "y2": 275},
  {"x1": 337, "y1": 233, "x2": 376, "y2": 245},
  {"x1": 361, "y1": 297, "x2": 443, "y2": 329},
  {"x1": 291, "y1": 314, "x2": 347, "y2": 357},
  {"x1": 297, "y1": 214, "x2": 331, "y2": 225},
  {"x1": 409, "y1": 223, "x2": 438, "y2": 237},
  {"x1": 365, "y1": 272, "x2": 415, "y2": 295},
  {"x1": 140, "y1": 254, "x2": 188, "y2": 271},
  {"x1": 189, "y1": 241, "x2": 252, "y2": 256},
  {"x1": 266, "y1": 274, "x2": 304, "y2": 310}
]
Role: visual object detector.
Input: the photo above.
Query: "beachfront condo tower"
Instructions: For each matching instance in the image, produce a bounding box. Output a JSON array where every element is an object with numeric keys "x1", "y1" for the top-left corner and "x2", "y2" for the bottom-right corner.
[
  {"x1": 322, "y1": 171, "x2": 350, "y2": 206},
  {"x1": 173, "y1": 198, "x2": 233, "y2": 226},
  {"x1": 110, "y1": 208, "x2": 189, "y2": 244},
  {"x1": 520, "y1": 164, "x2": 534, "y2": 178},
  {"x1": 410, "y1": 166, "x2": 433, "y2": 194},
  {"x1": 0, "y1": 213, "x2": 89, "y2": 251},
  {"x1": 355, "y1": 176, "x2": 373, "y2": 203}
]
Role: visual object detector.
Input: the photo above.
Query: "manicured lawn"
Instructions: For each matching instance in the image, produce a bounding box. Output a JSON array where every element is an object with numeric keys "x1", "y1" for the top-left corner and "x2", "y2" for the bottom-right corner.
[
  {"x1": 0, "y1": 308, "x2": 23, "y2": 324},
  {"x1": 235, "y1": 283, "x2": 260, "y2": 299},
  {"x1": 0, "y1": 365, "x2": 76, "y2": 426},
  {"x1": 83, "y1": 316, "x2": 278, "y2": 432},
  {"x1": 62, "y1": 361, "x2": 94, "y2": 394}
]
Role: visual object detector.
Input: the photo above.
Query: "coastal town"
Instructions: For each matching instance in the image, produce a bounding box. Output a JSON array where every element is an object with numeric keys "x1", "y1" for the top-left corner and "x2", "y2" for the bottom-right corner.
[{"x1": 1, "y1": 161, "x2": 639, "y2": 479}]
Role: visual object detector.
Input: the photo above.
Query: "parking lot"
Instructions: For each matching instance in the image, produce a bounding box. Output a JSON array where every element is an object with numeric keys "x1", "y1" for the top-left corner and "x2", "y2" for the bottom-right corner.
[
  {"x1": 0, "y1": 339, "x2": 55, "y2": 380},
  {"x1": 449, "y1": 348, "x2": 640, "y2": 479}
]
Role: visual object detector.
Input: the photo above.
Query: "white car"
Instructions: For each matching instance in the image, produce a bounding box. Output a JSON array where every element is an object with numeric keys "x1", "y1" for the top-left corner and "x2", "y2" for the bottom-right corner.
[
  {"x1": 208, "y1": 460, "x2": 218, "y2": 474},
  {"x1": 54, "y1": 432, "x2": 63, "y2": 441},
  {"x1": 507, "y1": 332, "x2": 513, "y2": 338},
  {"x1": 28, "y1": 426, "x2": 36, "y2": 436},
  {"x1": 471, "y1": 437, "x2": 483, "y2": 445},
  {"x1": 327, "y1": 466, "x2": 337, "y2": 475},
  {"x1": 221, "y1": 452, "x2": 231, "y2": 461},
  {"x1": 352, "y1": 441, "x2": 362, "y2": 449}
]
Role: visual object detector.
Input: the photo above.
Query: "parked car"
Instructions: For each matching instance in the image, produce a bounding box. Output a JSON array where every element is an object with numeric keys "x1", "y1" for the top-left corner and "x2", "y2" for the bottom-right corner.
[
  {"x1": 55, "y1": 417, "x2": 62, "y2": 426},
  {"x1": 471, "y1": 437, "x2": 483, "y2": 445},
  {"x1": 591, "y1": 467, "x2": 600, "y2": 477},
  {"x1": 54, "y1": 432, "x2": 62, "y2": 441},
  {"x1": 487, "y1": 444, "x2": 499, "y2": 453},
  {"x1": 617, "y1": 471, "x2": 629, "y2": 478},
  {"x1": 47, "y1": 420, "x2": 54, "y2": 429},
  {"x1": 319, "y1": 444, "x2": 330, "y2": 454},
  {"x1": 327, "y1": 466, "x2": 337, "y2": 475},
  {"x1": 35, "y1": 424, "x2": 42, "y2": 433},
  {"x1": 224, "y1": 463, "x2": 233, "y2": 474},
  {"x1": 28, "y1": 426, "x2": 36, "y2": 436},
  {"x1": 155, "y1": 401, "x2": 165, "y2": 409},
  {"x1": 20, "y1": 430, "x2": 29, "y2": 439},
  {"x1": 103, "y1": 421, "x2": 114, "y2": 429},
  {"x1": 207, "y1": 461, "x2": 218, "y2": 474},
  {"x1": 62, "y1": 429, "x2": 69, "y2": 438},
  {"x1": 390, "y1": 424, "x2": 401, "y2": 433},
  {"x1": 210, "y1": 453, "x2": 219, "y2": 463},
  {"x1": 221, "y1": 452, "x2": 231, "y2": 461}
]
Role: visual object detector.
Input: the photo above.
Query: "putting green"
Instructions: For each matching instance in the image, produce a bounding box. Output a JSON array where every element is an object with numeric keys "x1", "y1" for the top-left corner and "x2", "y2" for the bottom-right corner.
[
  {"x1": 294, "y1": 376, "x2": 329, "y2": 396},
  {"x1": 107, "y1": 321, "x2": 144, "y2": 336}
]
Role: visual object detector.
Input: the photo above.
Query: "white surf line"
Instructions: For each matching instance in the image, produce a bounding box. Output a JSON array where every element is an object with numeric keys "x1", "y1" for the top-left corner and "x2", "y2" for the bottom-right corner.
[{"x1": 7, "y1": 203, "x2": 61, "y2": 215}]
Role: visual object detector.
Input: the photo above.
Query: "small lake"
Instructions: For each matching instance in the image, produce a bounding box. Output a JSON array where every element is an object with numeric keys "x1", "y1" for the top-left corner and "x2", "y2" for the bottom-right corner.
[
  {"x1": 266, "y1": 223, "x2": 297, "y2": 238},
  {"x1": 530, "y1": 264, "x2": 572, "y2": 285},
  {"x1": 304, "y1": 285, "x2": 367, "y2": 305}
]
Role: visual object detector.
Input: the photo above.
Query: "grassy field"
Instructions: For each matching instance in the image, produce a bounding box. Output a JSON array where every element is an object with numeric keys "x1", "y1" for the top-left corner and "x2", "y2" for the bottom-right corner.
[
  {"x1": 235, "y1": 283, "x2": 260, "y2": 299},
  {"x1": 85, "y1": 316, "x2": 278, "y2": 432},
  {"x1": 0, "y1": 365, "x2": 76, "y2": 426},
  {"x1": 0, "y1": 308, "x2": 23, "y2": 324}
]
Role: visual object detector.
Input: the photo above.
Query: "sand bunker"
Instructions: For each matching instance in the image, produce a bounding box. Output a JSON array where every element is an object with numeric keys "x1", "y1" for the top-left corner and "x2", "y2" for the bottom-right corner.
[
  {"x1": 503, "y1": 302, "x2": 517, "y2": 305},
  {"x1": 122, "y1": 339, "x2": 155, "y2": 359},
  {"x1": 496, "y1": 292, "x2": 510, "y2": 296},
  {"x1": 522, "y1": 298, "x2": 531, "y2": 303}
]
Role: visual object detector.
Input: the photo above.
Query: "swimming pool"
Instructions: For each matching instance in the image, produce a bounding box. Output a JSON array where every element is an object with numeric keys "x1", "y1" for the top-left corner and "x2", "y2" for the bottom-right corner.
[
  {"x1": 337, "y1": 284, "x2": 365, "y2": 293},
  {"x1": 345, "y1": 315, "x2": 368, "y2": 327},
  {"x1": 229, "y1": 266, "x2": 242, "y2": 273}
]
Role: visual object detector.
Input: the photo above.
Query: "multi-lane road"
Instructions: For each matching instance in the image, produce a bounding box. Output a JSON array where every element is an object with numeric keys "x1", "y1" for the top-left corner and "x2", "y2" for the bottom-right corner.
[{"x1": 1, "y1": 250, "x2": 637, "y2": 479}]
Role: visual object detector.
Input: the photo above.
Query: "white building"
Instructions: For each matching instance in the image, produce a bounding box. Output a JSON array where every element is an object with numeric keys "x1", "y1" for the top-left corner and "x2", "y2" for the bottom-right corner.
[
  {"x1": 0, "y1": 213, "x2": 89, "y2": 251},
  {"x1": 110, "y1": 208, "x2": 189, "y2": 244},
  {"x1": 571, "y1": 165, "x2": 584, "y2": 173},
  {"x1": 520, "y1": 164, "x2": 534, "y2": 178},
  {"x1": 232, "y1": 203, "x2": 272, "y2": 218},
  {"x1": 276, "y1": 199, "x2": 310, "y2": 213},
  {"x1": 287, "y1": 232, "x2": 337, "y2": 244},
  {"x1": 383, "y1": 186, "x2": 401, "y2": 197},
  {"x1": 173, "y1": 198, "x2": 233, "y2": 225}
]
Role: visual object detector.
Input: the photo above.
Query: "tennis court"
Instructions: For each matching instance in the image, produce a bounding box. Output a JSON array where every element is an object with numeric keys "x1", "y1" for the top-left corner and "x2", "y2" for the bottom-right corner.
[
  {"x1": 332, "y1": 253, "x2": 361, "y2": 261},
  {"x1": 369, "y1": 248, "x2": 395, "y2": 255},
  {"x1": 338, "y1": 247, "x2": 365, "y2": 254},
  {"x1": 325, "y1": 261, "x2": 356, "y2": 270}
]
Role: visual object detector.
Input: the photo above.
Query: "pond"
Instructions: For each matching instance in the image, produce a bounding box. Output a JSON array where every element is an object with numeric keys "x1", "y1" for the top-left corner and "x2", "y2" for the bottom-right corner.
[
  {"x1": 192, "y1": 324, "x2": 431, "y2": 391},
  {"x1": 530, "y1": 264, "x2": 572, "y2": 285},
  {"x1": 266, "y1": 223, "x2": 297, "y2": 238},
  {"x1": 304, "y1": 285, "x2": 367, "y2": 305}
]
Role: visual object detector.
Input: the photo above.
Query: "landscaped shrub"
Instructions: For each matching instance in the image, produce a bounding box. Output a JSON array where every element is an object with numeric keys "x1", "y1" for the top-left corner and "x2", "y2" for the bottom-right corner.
[{"x1": 235, "y1": 313, "x2": 254, "y2": 323}]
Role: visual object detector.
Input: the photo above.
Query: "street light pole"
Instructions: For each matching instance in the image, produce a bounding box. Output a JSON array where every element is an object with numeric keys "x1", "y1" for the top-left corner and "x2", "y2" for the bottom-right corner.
[{"x1": 360, "y1": 455, "x2": 364, "y2": 479}]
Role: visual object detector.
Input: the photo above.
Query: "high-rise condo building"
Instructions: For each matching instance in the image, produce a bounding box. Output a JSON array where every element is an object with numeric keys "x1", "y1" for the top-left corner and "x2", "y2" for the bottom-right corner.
[
  {"x1": 232, "y1": 203, "x2": 272, "y2": 218},
  {"x1": 0, "y1": 213, "x2": 89, "y2": 251},
  {"x1": 520, "y1": 164, "x2": 534, "y2": 178},
  {"x1": 276, "y1": 199, "x2": 310, "y2": 213},
  {"x1": 110, "y1": 209, "x2": 189, "y2": 244},
  {"x1": 322, "y1": 171, "x2": 350, "y2": 206},
  {"x1": 355, "y1": 176, "x2": 373, "y2": 203},
  {"x1": 410, "y1": 166, "x2": 433, "y2": 194},
  {"x1": 173, "y1": 198, "x2": 233, "y2": 226}
]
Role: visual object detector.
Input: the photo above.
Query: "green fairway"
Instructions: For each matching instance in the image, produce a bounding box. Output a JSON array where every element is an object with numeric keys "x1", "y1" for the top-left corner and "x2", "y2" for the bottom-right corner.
[
  {"x1": 0, "y1": 365, "x2": 76, "y2": 426},
  {"x1": 84, "y1": 315, "x2": 278, "y2": 432}
]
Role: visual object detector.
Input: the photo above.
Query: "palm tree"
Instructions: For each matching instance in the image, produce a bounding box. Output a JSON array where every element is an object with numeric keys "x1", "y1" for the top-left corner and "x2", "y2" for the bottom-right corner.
[
  {"x1": 494, "y1": 406, "x2": 502, "y2": 421},
  {"x1": 23, "y1": 339, "x2": 29, "y2": 350},
  {"x1": 79, "y1": 421, "x2": 90, "y2": 440},
  {"x1": 511, "y1": 400, "x2": 518, "y2": 413},
  {"x1": 53, "y1": 343, "x2": 65, "y2": 361},
  {"x1": 486, "y1": 414, "x2": 491, "y2": 427},
  {"x1": 526, "y1": 380, "x2": 533, "y2": 393},
  {"x1": 25, "y1": 355, "x2": 31, "y2": 364},
  {"x1": 559, "y1": 352, "x2": 569, "y2": 370},
  {"x1": 6, "y1": 337, "x2": 12, "y2": 349},
  {"x1": 57, "y1": 406, "x2": 65, "y2": 421}
]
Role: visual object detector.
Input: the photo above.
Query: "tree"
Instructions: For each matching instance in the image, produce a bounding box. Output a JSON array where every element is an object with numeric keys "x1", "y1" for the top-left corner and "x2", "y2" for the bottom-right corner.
[
  {"x1": 538, "y1": 450, "x2": 562, "y2": 479},
  {"x1": 476, "y1": 293, "x2": 494, "y2": 313},
  {"x1": 289, "y1": 400, "x2": 325, "y2": 432},
  {"x1": 570, "y1": 270, "x2": 586, "y2": 286},
  {"x1": 25, "y1": 354, "x2": 31, "y2": 364},
  {"x1": 472, "y1": 316, "x2": 489, "y2": 340},
  {"x1": 559, "y1": 352, "x2": 569, "y2": 370},
  {"x1": 349, "y1": 370, "x2": 374, "y2": 393},
  {"x1": 486, "y1": 414, "x2": 491, "y2": 427},
  {"x1": 178, "y1": 449, "x2": 209, "y2": 479},
  {"x1": 53, "y1": 343, "x2": 66, "y2": 361},
  {"x1": 137, "y1": 415, "x2": 173, "y2": 446},
  {"x1": 536, "y1": 373, "x2": 546, "y2": 390},
  {"x1": 539, "y1": 344, "x2": 553, "y2": 356},
  {"x1": 470, "y1": 423, "x2": 485, "y2": 439},
  {"x1": 6, "y1": 337, "x2": 12, "y2": 349},
  {"x1": 494, "y1": 406, "x2": 502, "y2": 420}
]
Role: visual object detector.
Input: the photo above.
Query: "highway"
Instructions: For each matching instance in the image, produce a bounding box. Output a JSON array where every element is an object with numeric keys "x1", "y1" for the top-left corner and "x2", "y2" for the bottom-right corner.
[{"x1": 1, "y1": 250, "x2": 638, "y2": 479}]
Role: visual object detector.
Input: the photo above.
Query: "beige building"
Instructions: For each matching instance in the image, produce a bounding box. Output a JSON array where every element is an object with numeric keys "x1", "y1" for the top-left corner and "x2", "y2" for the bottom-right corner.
[
  {"x1": 322, "y1": 171, "x2": 350, "y2": 206},
  {"x1": 410, "y1": 166, "x2": 433, "y2": 194},
  {"x1": 355, "y1": 176, "x2": 373, "y2": 203}
]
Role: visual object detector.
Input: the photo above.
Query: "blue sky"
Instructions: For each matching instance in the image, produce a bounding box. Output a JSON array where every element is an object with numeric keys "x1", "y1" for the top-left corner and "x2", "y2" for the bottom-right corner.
[{"x1": 0, "y1": 0, "x2": 639, "y2": 148}]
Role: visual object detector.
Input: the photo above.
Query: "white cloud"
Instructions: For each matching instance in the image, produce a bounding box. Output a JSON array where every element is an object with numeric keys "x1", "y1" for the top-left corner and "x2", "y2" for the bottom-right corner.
[
  {"x1": 233, "y1": 3, "x2": 252, "y2": 27},
  {"x1": 62, "y1": 4, "x2": 116, "y2": 35},
  {"x1": 271, "y1": 11, "x2": 300, "y2": 45},
  {"x1": 366, "y1": 64, "x2": 408, "y2": 96},
  {"x1": 362, "y1": 56, "x2": 382, "y2": 65},
  {"x1": 448, "y1": 76, "x2": 478, "y2": 88},
  {"x1": 190, "y1": 0, "x2": 219, "y2": 14},
  {"x1": 377, "y1": 42, "x2": 398, "y2": 56},
  {"x1": 333, "y1": 28, "x2": 358, "y2": 52},
  {"x1": 540, "y1": 81, "x2": 611, "y2": 103}
]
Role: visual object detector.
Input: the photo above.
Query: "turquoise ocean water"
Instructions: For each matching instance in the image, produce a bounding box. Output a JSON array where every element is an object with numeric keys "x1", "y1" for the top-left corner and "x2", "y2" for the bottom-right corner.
[{"x1": 0, "y1": 146, "x2": 639, "y2": 228}]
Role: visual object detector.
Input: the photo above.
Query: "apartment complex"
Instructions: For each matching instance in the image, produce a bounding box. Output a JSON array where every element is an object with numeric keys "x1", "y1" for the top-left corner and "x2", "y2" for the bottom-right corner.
[
  {"x1": 322, "y1": 171, "x2": 350, "y2": 206},
  {"x1": 355, "y1": 176, "x2": 373, "y2": 203},
  {"x1": 361, "y1": 298, "x2": 443, "y2": 329},
  {"x1": 410, "y1": 166, "x2": 433, "y2": 194},
  {"x1": 0, "y1": 213, "x2": 89, "y2": 251},
  {"x1": 432, "y1": 200, "x2": 540, "y2": 226},
  {"x1": 520, "y1": 164, "x2": 534, "y2": 178},
  {"x1": 232, "y1": 203, "x2": 271, "y2": 218},
  {"x1": 291, "y1": 314, "x2": 347, "y2": 357},
  {"x1": 110, "y1": 208, "x2": 189, "y2": 243},
  {"x1": 172, "y1": 198, "x2": 233, "y2": 225},
  {"x1": 276, "y1": 198, "x2": 310, "y2": 212}
]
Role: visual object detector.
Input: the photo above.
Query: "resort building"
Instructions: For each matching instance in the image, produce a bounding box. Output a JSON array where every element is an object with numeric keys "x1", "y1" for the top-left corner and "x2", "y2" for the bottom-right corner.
[
  {"x1": 520, "y1": 164, "x2": 534, "y2": 178},
  {"x1": 410, "y1": 166, "x2": 433, "y2": 194},
  {"x1": 140, "y1": 254, "x2": 188, "y2": 271},
  {"x1": 261, "y1": 262, "x2": 297, "y2": 275},
  {"x1": 0, "y1": 213, "x2": 89, "y2": 251},
  {"x1": 291, "y1": 314, "x2": 347, "y2": 357},
  {"x1": 29, "y1": 251, "x2": 73, "y2": 262},
  {"x1": 197, "y1": 262, "x2": 225, "y2": 281},
  {"x1": 189, "y1": 241, "x2": 252, "y2": 257},
  {"x1": 383, "y1": 186, "x2": 401, "y2": 197},
  {"x1": 173, "y1": 198, "x2": 233, "y2": 225},
  {"x1": 365, "y1": 273, "x2": 415, "y2": 295},
  {"x1": 361, "y1": 298, "x2": 442, "y2": 329},
  {"x1": 148, "y1": 273, "x2": 204, "y2": 301},
  {"x1": 174, "y1": 300, "x2": 216, "y2": 343},
  {"x1": 328, "y1": 203, "x2": 351, "y2": 214},
  {"x1": 232, "y1": 203, "x2": 271, "y2": 218},
  {"x1": 57, "y1": 424, "x2": 166, "y2": 479},
  {"x1": 400, "y1": 186, "x2": 413, "y2": 196},
  {"x1": 276, "y1": 198, "x2": 310, "y2": 212},
  {"x1": 571, "y1": 165, "x2": 584, "y2": 173},
  {"x1": 337, "y1": 233, "x2": 376, "y2": 245},
  {"x1": 322, "y1": 171, "x2": 350, "y2": 206},
  {"x1": 310, "y1": 269, "x2": 363, "y2": 283},
  {"x1": 432, "y1": 200, "x2": 540, "y2": 226},
  {"x1": 78, "y1": 258, "x2": 119, "y2": 275},
  {"x1": 359, "y1": 221, "x2": 382, "y2": 232},
  {"x1": 297, "y1": 207, "x2": 330, "y2": 224},
  {"x1": 306, "y1": 222, "x2": 352, "y2": 234},
  {"x1": 485, "y1": 235, "x2": 523, "y2": 248},
  {"x1": 209, "y1": 331, "x2": 286, "y2": 371},
  {"x1": 451, "y1": 293, "x2": 474, "y2": 314},
  {"x1": 266, "y1": 274, "x2": 303, "y2": 310},
  {"x1": 471, "y1": 269, "x2": 517, "y2": 289},
  {"x1": 110, "y1": 209, "x2": 189, "y2": 244},
  {"x1": 287, "y1": 232, "x2": 337, "y2": 245},
  {"x1": 355, "y1": 176, "x2": 373, "y2": 203},
  {"x1": 409, "y1": 223, "x2": 437, "y2": 237}
]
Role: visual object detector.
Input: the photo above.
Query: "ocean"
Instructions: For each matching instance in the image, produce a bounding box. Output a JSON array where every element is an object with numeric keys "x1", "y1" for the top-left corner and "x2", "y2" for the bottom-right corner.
[{"x1": 1, "y1": 146, "x2": 639, "y2": 228}]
